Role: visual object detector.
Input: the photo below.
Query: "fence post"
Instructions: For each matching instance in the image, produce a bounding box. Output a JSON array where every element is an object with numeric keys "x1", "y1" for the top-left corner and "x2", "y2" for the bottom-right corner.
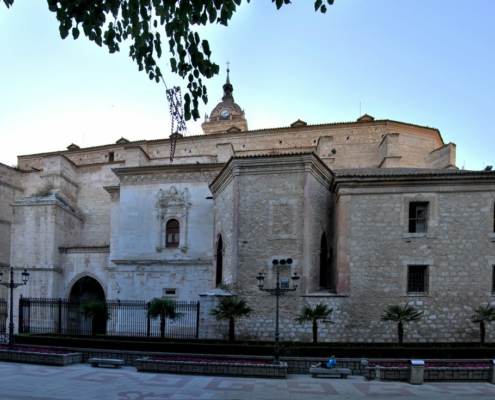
[
  {"x1": 58, "y1": 298, "x2": 62, "y2": 334},
  {"x1": 146, "y1": 301, "x2": 151, "y2": 337},
  {"x1": 18, "y1": 295, "x2": 24, "y2": 334},
  {"x1": 196, "y1": 301, "x2": 200, "y2": 339}
]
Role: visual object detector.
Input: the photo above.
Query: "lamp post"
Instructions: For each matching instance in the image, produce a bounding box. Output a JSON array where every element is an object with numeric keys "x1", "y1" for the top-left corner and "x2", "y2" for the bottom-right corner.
[
  {"x1": 0, "y1": 267, "x2": 30, "y2": 349},
  {"x1": 256, "y1": 258, "x2": 299, "y2": 364}
]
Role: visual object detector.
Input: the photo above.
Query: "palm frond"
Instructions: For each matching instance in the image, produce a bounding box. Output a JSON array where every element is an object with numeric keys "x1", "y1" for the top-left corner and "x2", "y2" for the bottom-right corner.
[
  {"x1": 294, "y1": 303, "x2": 333, "y2": 325},
  {"x1": 209, "y1": 296, "x2": 252, "y2": 321},
  {"x1": 381, "y1": 304, "x2": 422, "y2": 323},
  {"x1": 471, "y1": 304, "x2": 495, "y2": 323}
]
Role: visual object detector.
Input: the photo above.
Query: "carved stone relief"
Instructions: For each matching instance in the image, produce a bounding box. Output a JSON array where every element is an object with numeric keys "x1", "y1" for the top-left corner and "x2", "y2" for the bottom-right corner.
[{"x1": 268, "y1": 198, "x2": 298, "y2": 240}]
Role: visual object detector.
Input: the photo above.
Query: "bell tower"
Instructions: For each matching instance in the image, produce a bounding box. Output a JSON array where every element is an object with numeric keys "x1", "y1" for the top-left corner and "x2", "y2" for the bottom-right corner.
[{"x1": 201, "y1": 64, "x2": 248, "y2": 134}]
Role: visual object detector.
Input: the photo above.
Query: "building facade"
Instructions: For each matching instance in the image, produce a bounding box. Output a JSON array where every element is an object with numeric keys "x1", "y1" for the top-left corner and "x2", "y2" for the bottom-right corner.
[{"x1": 0, "y1": 73, "x2": 494, "y2": 343}]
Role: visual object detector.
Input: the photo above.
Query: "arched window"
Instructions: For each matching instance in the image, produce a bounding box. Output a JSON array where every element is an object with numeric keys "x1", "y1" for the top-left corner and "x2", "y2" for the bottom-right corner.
[
  {"x1": 166, "y1": 219, "x2": 180, "y2": 248},
  {"x1": 319, "y1": 233, "x2": 329, "y2": 288},
  {"x1": 216, "y1": 235, "x2": 223, "y2": 286}
]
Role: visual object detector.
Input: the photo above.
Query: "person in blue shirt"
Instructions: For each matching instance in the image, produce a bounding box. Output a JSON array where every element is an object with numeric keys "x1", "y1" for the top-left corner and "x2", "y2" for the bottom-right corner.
[{"x1": 315, "y1": 355, "x2": 337, "y2": 369}]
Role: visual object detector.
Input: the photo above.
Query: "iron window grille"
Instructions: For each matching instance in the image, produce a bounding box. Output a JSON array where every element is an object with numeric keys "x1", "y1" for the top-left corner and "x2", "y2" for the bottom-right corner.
[{"x1": 407, "y1": 265, "x2": 428, "y2": 293}]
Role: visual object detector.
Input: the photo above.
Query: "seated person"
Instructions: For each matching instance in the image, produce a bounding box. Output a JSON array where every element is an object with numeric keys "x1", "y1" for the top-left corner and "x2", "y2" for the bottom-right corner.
[{"x1": 315, "y1": 355, "x2": 337, "y2": 369}]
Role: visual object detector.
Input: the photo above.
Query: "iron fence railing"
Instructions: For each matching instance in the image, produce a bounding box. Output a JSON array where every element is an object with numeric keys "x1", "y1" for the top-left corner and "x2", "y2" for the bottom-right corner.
[{"x1": 18, "y1": 297, "x2": 199, "y2": 339}]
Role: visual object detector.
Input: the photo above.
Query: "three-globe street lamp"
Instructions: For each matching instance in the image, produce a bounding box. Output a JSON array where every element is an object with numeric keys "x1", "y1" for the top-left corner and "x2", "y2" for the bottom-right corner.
[
  {"x1": 0, "y1": 267, "x2": 30, "y2": 349},
  {"x1": 256, "y1": 258, "x2": 300, "y2": 365}
]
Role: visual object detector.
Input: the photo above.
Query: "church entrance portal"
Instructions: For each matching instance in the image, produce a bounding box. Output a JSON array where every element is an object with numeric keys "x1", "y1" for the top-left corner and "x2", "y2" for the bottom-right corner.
[{"x1": 69, "y1": 276, "x2": 106, "y2": 335}]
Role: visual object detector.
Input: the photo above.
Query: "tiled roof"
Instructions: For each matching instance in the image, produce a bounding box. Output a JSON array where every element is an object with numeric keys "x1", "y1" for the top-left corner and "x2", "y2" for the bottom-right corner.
[{"x1": 334, "y1": 168, "x2": 493, "y2": 177}]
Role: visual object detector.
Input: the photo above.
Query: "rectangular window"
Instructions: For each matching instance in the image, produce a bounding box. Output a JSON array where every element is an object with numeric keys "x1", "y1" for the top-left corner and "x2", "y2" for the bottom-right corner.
[
  {"x1": 108, "y1": 152, "x2": 114, "y2": 162},
  {"x1": 163, "y1": 288, "x2": 177, "y2": 297},
  {"x1": 492, "y1": 266, "x2": 495, "y2": 293},
  {"x1": 409, "y1": 202, "x2": 428, "y2": 233},
  {"x1": 407, "y1": 265, "x2": 428, "y2": 293}
]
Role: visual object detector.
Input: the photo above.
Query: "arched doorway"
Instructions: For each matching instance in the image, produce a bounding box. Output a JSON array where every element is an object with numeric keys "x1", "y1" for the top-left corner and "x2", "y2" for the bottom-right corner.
[
  {"x1": 69, "y1": 276, "x2": 106, "y2": 335},
  {"x1": 69, "y1": 276, "x2": 105, "y2": 301},
  {"x1": 216, "y1": 235, "x2": 223, "y2": 286}
]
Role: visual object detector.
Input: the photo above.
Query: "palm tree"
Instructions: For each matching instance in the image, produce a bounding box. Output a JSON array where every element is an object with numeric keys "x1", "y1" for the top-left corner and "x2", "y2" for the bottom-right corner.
[
  {"x1": 294, "y1": 303, "x2": 333, "y2": 344},
  {"x1": 78, "y1": 300, "x2": 111, "y2": 337},
  {"x1": 471, "y1": 304, "x2": 495, "y2": 345},
  {"x1": 381, "y1": 304, "x2": 422, "y2": 345},
  {"x1": 209, "y1": 296, "x2": 252, "y2": 342},
  {"x1": 147, "y1": 298, "x2": 183, "y2": 339}
]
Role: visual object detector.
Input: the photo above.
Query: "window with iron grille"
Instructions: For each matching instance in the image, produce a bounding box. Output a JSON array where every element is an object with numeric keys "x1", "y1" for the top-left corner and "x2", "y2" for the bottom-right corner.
[
  {"x1": 166, "y1": 219, "x2": 180, "y2": 248},
  {"x1": 407, "y1": 265, "x2": 428, "y2": 293},
  {"x1": 409, "y1": 202, "x2": 428, "y2": 233}
]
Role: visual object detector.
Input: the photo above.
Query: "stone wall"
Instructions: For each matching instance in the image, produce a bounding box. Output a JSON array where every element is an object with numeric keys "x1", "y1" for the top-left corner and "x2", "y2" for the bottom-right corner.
[
  {"x1": 210, "y1": 154, "x2": 336, "y2": 341},
  {"x1": 0, "y1": 164, "x2": 23, "y2": 268},
  {"x1": 332, "y1": 172, "x2": 495, "y2": 343}
]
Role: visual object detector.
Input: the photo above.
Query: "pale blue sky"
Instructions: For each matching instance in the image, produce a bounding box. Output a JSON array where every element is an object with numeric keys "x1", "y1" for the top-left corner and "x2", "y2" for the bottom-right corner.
[{"x1": 0, "y1": 1, "x2": 493, "y2": 170}]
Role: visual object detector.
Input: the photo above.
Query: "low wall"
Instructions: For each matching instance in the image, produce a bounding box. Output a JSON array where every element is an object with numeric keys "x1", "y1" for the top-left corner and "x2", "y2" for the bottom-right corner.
[
  {"x1": 0, "y1": 350, "x2": 82, "y2": 366},
  {"x1": 370, "y1": 360, "x2": 494, "y2": 382},
  {"x1": 135, "y1": 358, "x2": 287, "y2": 378},
  {"x1": 373, "y1": 366, "x2": 491, "y2": 382}
]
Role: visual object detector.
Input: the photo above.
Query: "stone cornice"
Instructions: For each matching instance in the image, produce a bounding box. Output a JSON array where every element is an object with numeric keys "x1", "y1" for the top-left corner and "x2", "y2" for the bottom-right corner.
[
  {"x1": 333, "y1": 171, "x2": 495, "y2": 195},
  {"x1": 111, "y1": 259, "x2": 211, "y2": 269},
  {"x1": 59, "y1": 246, "x2": 110, "y2": 254},
  {"x1": 103, "y1": 185, "x2": 120, "y2": 200},
  {"x1": 209, "y1": 153, "x2": 334, "y2": 197},
  {"x1": 112, "y1": 163, "x2": 223, "y2": 184},
  {"x1": 11, "y1": 195, "x2": 83, "y2": 220},
  {"x1": 0, "y1": 180, "x2": 23, "y2": 192}
]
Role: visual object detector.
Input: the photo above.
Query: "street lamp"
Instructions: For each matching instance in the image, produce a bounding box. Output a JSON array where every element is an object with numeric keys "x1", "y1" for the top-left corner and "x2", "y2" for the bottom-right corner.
[
  {"x1": 256, "y1": 258, "x2": 300, "y2": 364},
  {"x1": 0, "y1": 267, "x2": 30, "y2": 349}
]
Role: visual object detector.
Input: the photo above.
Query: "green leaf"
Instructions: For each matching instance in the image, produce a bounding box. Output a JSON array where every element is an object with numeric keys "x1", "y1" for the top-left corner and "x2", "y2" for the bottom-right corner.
[
  {"x1": 72, "y1": 27, "x2": 80, "y2": 40},
  {"x1": 208, "y1": 6, "x2": 217, "y2": 23}
]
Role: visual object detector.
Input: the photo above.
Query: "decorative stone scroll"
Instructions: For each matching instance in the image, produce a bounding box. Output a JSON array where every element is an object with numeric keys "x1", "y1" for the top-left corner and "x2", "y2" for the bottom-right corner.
[{"x1": 156, "y1": 186, "x2": 190, "y2": 253}]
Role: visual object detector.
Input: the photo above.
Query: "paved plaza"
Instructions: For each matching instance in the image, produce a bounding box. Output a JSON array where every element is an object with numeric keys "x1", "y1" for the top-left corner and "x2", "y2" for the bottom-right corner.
[{"x1": 1, "y1": 361, "x2": 495, "y2": 400}]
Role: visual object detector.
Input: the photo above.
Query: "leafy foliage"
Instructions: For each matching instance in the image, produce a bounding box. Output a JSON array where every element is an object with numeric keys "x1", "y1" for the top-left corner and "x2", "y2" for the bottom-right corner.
[
  {"x1": 3, "y1": 0, "x2": 334, "y2": 120},
  {"x1": 147, "y1": 297, "x2": 183, "y2": 339},
  {"x1": 294, "y1": 302, "x2": 333, "y2": 344},
  {"x1": 210, "y1": 296, "x2": 252, "y2": 342},
  {"x1": 471, "y1": 304, "x2": 495, "y2": 345},
  {"x1": 78, "y1": 300, "x2": 111, "y2": 320},
  {"x1": 381, "y1": 304, "x2": 423, "y2": 345},
  {"x1": 78, "y1": 300, "x2": 111, "y2": 336}
]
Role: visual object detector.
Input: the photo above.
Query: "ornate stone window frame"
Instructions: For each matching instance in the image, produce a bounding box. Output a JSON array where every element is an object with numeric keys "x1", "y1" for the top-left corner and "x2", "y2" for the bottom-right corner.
[{"x1": 156, "y1": 186, "x2": 190, "y2": 253}]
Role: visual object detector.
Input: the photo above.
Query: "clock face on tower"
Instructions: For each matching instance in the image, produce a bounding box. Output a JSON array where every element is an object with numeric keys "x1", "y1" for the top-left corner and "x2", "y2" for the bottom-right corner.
[{"x1": 220, "y1": 109, "x2": 230, "y2": 119}]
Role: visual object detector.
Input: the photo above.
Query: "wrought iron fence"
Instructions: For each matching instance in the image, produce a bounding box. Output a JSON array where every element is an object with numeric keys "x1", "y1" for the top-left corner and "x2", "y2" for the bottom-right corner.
[{"x1": 18, "y1": 297, "x2": 200, "y2": 339}]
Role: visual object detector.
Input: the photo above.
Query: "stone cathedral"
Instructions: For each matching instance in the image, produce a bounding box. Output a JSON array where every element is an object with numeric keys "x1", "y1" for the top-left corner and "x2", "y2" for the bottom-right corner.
[{"x1": 1, "y1": 72, "x2": 494, "y2": 343}]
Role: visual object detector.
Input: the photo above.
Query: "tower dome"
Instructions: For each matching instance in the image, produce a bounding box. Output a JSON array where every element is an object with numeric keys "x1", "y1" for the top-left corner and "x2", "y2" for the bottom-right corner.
[{"x1": 202, "y1": 66, "x2": 248, "y2": 134}]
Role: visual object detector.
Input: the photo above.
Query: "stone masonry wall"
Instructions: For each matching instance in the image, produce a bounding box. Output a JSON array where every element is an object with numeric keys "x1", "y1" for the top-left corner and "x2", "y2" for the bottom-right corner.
[
  {"x1": 338, "y1": 182, "x2": 495, "y2": 343},
  {"x1": 0, "y1": 164, "x2": 23, "y2": 268}
]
